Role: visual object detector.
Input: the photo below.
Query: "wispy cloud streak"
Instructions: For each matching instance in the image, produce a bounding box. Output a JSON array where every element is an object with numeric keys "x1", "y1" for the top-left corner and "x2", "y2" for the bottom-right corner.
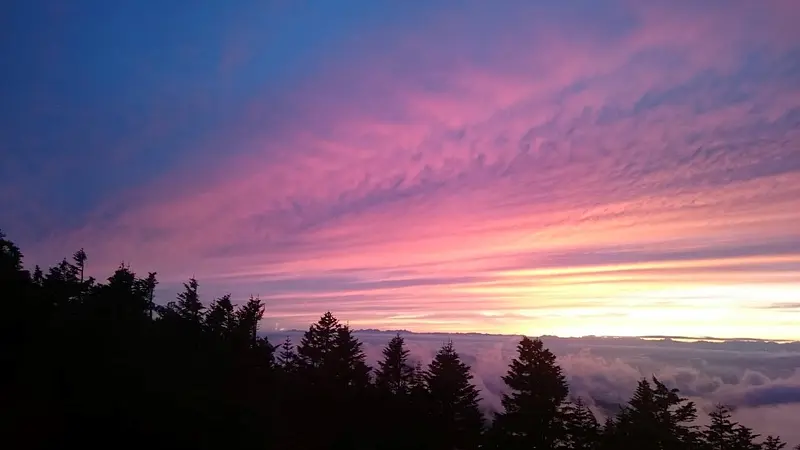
[{"x1": 5, "y1": 0, "x2": 800, "y2": 339}]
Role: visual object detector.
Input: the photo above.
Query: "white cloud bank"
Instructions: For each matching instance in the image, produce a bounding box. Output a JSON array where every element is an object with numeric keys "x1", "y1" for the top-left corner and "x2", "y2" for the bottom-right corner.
[{"x1": 266, "y1": 330, "x2": 800, "y2": 445}]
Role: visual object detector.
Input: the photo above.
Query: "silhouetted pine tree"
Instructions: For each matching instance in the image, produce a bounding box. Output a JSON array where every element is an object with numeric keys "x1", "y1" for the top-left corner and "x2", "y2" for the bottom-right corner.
[
  {"x1": 141, "y1": 271, "x2": 157, "y2": 319},
  {"x1": 165, "y1": 277, "x2": 204, "y2": 324},
  {"x1": 490, "y1": 336, "x2": 569, "y2": 450},
  {"x1": 331, "y1": 324, "x2": 371, "y2": 389},
  {"x1": 235, "y1": 295, "x2": 265, "y2": 346},
  {"x1": 563, "y1": 397, "x2": 600, "y2": 450},
  {"x1": 297, "y1": 311, "x2": 339, "y2": 371},
  {"x1": 374, "y1": 334, "x2": 422, "y2": 450},
  {"x1": 704, "y1": 404, "x2": 760, "y2": 450},
  {"x1": 32, "y1": 264, "x2": 43, "y2": 286},
  {"x1": 598, "y1": 416, "x2": 619, "y2": 450},
  {"x1": 762, "y1": 436, "x2": 788, "y2": 450},
  {"x1": 425, "y1": 341, "x2": 484, "y2": 450},
  {"x1": 206, "y1": 294, "x2": 236, "y2": 339},
  {"x1": 375, "y1": 334, "x2": 415, "y2": 395},
  {"x1": 614, "y1": 377, "x2": 701, "y2": 450},
  {"x1": 276, "y1": 336, "x2": 297, "y2": 371}
]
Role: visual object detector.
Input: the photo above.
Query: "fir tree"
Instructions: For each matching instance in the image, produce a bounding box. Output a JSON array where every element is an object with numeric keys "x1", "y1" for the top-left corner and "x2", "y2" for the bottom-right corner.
[
  {"x1": 331, "y1": 324, "x2": 371, "y2": 389},
  {"x1": 234, "y1": 295, "x2": 265, "y2": 346},
  {"x1": 142, "y1": 272, "x2": 157, "y2": 320},
  {"x1": 32, "y1": 265, "x2": 43, "y2": 286},
  {"x1": 206, "y1": 294, "x2": 236, "y2": 339},
  {"x1": 762, "y1": 436, "x2": 787, "y2": 450},
  {"x1": 491, "y1": 336, "x2": 569, "y2": 450},
  {"x1": 375, "y1": 333, "x2": 415, "y2": 395},
  {"x1": 704, "y1": 404, "x2": 760, "y2": 450},
  {"x1": 615, "y1": 377, "x2": 701, "y2": 450},
  {"x1": 425, "y1": 341, "x2": 484, "y2": 450},
  {"x1": 169, "y1": 278, "x2": 204, "y2": 323},
  {"x1": 564, "y1": 397, "x2": 600, "y2": 450},
  {"x1": 297, "y1": 311, "x2": 339, "y2": 370},
  {"x1": 276, "y1": 337, "x2": 297, "y2": 371}
]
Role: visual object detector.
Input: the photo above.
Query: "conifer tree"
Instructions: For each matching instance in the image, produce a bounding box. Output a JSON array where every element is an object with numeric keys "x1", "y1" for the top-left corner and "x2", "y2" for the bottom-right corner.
[
  {"x1": 762, "y1": 436, "x2": 787, "y2": 450},
  {"x1": 615, "y1": 377, "x2": 701, "y2": 450},
  {"x1": 297, "y1": 311, "x2": 339, "y2": 370},
  {"x1": 276, "y1": 337, "x2": 297, "y2": 371},
  {"x1": 564, "y1": 397, "x2": 600, "y2": 450},
  {"x1": 375, "y1": 334, "x2": 415, "y2": 395},
  {"x1": 234, "y1": 295, "x2": 265, "y2": 346},
  {"x1": 169, "y1": 278, "x2": 204, "y2": 323},
  {"x1": 491, "y1": 336, "x2": 569, "y2": 450},
  {"x1": 332, "y1": 324, "x2": 371, "y2": 389},
  {"x1": 704, "y1": 404, "x2": 760, "y2": 450},
  {"x1": 206, "y1": 294, "x2": 236, "y2": 339},
  {"x1": 598, "y1": 416, "x2": 619, "y2": 450},
  {"x1": 374, "y1": 334, "x2": 421, "y2": 450},
  {"x1": 142, "y1": 272, "x2": 157, "y2": 320},
  {"x1": 32, "y1": 265, "x2": 43, "y2": 286},
  {"x1": 425, "y1": 341, "x2": 484, "y2": 450},
  {"x1": 73, "y1": 249, "x2": 87, "y2": 285},
  {"x1": 0, "y1": 230, "x2": 24, "y2": 274}
]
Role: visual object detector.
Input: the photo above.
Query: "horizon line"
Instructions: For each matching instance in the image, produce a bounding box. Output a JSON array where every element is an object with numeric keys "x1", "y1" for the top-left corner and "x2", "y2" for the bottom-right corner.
[{"x1": 261, "y1": 328, "x2": 800, "y2": 344}]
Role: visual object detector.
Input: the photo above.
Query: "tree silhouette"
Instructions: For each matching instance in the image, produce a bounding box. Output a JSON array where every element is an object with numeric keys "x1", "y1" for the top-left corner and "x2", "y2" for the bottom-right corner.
[
  {"x1": 563, "y1": 397, "x2": 601, "y2": 450},
  {"x1": 425, "y1": 341, "x2": 484, "y2": 450},
  {"x1": 490, "y1": 336, "x2": 569, "y2": 450},
  {"x1": 206, "y1": 294, "x2": 236, "y2": 339},
  {"x1": 177, "y1": 278, "x2": 204, "y2": 322},
  {"x1": 613, "y1": 377, "x2": 701, "y2": 450},
  {"x1": 375, "y1": 333, "x2": 415, "y2": 395},
  {"x1": 704, "y1": 404, "x2": 760, "y2": 450},
  {"x1": 374, "y1": 334, "x2": 425, "y2": 449},
  {"x1": 297, "y1": 311, "x2": 339, "y2": 371},
  {"x1": 762, "y1": 436, "x2": 787, "y2": 450},
  {"x1": 276, "y1": 336, "x2": 297, "y2": 370}
]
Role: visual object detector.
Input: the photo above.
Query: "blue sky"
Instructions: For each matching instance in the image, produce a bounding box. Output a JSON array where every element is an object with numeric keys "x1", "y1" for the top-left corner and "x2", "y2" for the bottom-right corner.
[{"x1": 2, "y1": 0, "x2": 800, "y2": 339}]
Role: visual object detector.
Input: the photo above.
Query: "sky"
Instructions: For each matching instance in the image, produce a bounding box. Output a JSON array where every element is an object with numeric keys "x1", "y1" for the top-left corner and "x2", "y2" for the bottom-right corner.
[{"x1": 2, "y1": 0, "x2": 800, "y2": 340}]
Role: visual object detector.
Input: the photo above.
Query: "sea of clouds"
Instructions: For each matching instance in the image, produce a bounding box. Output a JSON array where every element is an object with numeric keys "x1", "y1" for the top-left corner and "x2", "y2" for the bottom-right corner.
[{"x1": 265, "y1": 330, "x2": 800, "y2": 445}]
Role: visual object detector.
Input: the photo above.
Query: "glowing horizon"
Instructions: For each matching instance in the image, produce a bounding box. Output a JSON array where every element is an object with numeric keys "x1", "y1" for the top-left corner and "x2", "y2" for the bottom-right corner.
[{"x1": 3, "y1": 0, "x2": 799, "y2": 340}]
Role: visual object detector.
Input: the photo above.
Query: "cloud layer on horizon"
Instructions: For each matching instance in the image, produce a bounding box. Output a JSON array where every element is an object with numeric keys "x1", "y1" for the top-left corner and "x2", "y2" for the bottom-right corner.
[
  {"x1": 264, "y1": 331, "x2": 800, "y2": 445},
  {"x1": 2, "y1": 0, "x2": 800, "y2": 338}
]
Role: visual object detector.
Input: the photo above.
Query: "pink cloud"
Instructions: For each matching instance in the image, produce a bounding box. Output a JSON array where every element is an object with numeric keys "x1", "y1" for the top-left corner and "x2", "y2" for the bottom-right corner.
[{"x1": 26, "y1": 0, "x2": 800, "y2": 339}]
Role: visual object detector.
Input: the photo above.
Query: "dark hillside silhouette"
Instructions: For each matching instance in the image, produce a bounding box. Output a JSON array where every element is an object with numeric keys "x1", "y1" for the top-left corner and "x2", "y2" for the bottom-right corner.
[{"x1": 1, "y1": 230, "x2": 796, "y2": 449}]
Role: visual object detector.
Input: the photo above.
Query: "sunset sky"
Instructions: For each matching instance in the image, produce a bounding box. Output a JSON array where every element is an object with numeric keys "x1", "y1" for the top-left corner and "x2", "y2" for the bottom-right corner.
[{"x1": 2, "y1": 0, "x2": 799, "y2": 339}]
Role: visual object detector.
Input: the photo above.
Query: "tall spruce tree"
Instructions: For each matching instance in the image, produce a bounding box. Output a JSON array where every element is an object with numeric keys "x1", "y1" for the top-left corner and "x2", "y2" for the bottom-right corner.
[
  {"x1": 169, "y1": 278, "x2": 204, "y2": 324},
  {"x1": 375, "y1": 334, "x2": 415, "y2": 395},
  {"x1": 234, "y1": 295, "x2": 265, "y2": 346},
  {"x1": 374, "y1": 334, "x2": 421, "y2": 450},
  {"x1": 297, "y1": 311, "x2": 339, "y2": 370},
  {"x1": 614, "y1": 377, "x2": 701, "y2": 450},
  {"x1": 206, "y1": 294, "x2": 236, "y2": 339},
  {"x1": 564, "y1": 397, "x2": 600, "y2": 450},
  {"x1": 276, "y1": 337, "x2": 297, "y2": 371},
  {"x1": 425, "y1": 341, "x2": 484, "y2": 450},
  {"x1": 491, "y1": 336, "x2": 569, "y2": 450},
  {"x1": 331, "y1": 324, "x2": 371, "y2": 389},
  {"x1": 762, "y1": 436, "x2": 787, "y2": 450},
  {"x1": 704, "y1": 404, "x2": 760, "y2": 450}
]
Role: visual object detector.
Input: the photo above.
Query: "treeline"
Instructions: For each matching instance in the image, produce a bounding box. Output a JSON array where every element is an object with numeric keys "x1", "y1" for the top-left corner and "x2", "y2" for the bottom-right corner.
[{"x1": 1, "y1": 231, "x2": 796, "y2": 450}]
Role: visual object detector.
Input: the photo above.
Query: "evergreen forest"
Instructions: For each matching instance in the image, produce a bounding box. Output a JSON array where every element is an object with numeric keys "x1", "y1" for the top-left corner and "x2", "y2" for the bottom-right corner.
[{"x1": 2, "y1": 231, "x2": 796, "y2": 450}]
